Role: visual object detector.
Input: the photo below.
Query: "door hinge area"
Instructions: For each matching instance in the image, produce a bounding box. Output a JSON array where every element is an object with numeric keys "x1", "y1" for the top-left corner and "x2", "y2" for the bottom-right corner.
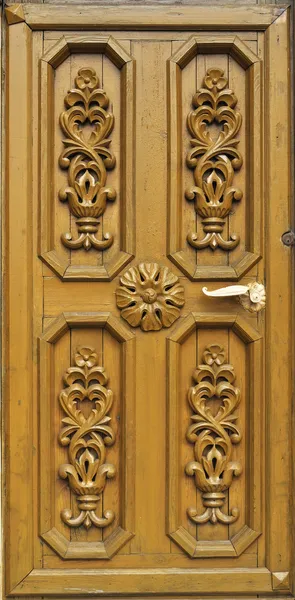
[{"x1": 281, "y1": 230, "x2": 295, "y2": 247}]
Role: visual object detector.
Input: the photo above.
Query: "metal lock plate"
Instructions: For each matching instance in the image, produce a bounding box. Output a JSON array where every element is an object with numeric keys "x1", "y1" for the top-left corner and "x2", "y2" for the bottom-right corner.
[{"x1": 281, "y1": 230, "x2": 295, "y2": 246}]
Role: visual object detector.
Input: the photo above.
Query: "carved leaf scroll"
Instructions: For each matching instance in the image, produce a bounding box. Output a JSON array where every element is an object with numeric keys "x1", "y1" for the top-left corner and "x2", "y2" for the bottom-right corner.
[
  {"x1": 116, "y1": 263, "x2": 185, "y2": 331},
  {"x1": 58, "y1": 346, "x2": 116, "y2": 530},
  {"x1": 59, "y1": 67, "x2": 116, "y2": 251},
  {"x1": 186, "y1": 68, "x2": 243, "y2": 251},
  {"x1": 186, "y1": 344, "x2": 242, "y2": 524}
]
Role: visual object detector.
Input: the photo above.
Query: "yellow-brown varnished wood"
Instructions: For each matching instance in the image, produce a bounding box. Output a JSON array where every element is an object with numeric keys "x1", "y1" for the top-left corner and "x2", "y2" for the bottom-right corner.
[{"x1": 3, "y1": 3, "x2": 293, "y2": 599}]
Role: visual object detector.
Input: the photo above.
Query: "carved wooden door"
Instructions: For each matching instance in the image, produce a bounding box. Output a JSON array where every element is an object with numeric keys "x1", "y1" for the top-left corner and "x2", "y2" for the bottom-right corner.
[{"x1": 4, "y1": 3, "x2": 293, "y2": 599}]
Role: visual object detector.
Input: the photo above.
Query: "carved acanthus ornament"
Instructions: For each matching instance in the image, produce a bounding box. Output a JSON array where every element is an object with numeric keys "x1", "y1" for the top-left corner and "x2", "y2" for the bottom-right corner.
[
  {"x1": 186, "y1": 345, "x2": 242, "y2": 525},
  {"x1": 186, "y1": 68, "x2": 243, "y2": 251},
  {"x1": 116, "y1": 263, "x2": 185, "y2": 331},
  {"x1": 58, "y1": 347, "x2": 116, "y2": 530},
  {"x1": 59, "y1": 68, "x2": 116, "y2": 251}
]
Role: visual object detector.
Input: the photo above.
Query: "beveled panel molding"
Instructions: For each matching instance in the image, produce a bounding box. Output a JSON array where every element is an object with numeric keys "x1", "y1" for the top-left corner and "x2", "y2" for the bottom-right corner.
[
  {"x1": 39, "y1": 36, "x2": 135, "y2": 281},
  {"x1": 167, "y1": 36, "x2": 262, "y2": 281},
  {"x1": 5, "y1": 4, "x2": 285, "y2": 30},
  {"x1": 167, "y1": 313, "x2": 262, "y2": 558},
  {"x1": 39, "y1": 313, "x2": 135, "y2": 559}
]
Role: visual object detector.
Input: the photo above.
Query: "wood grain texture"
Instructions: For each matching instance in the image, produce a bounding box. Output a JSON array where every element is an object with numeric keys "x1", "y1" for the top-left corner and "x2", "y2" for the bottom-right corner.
[
  {"x1": 264, "y1": 9, "x2": 292, "y2": 579},
  {"x1": 5, "y1": 21, "x2": 34, "y2": 592},
  {"x1": 9, "y1": 567, "x2": 274, "y2": 596},
  {"x1": 17, "y1": 4, "x2": 286, "y2": 31},
  {"x1": 3, "y1": 3, "x2": 293, "y2": 598}
]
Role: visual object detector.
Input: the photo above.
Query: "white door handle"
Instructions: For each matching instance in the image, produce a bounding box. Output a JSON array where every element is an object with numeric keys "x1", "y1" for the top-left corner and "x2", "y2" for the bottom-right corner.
[{"x1": 202, "y1": 282, "x2": 266, "y2": 313}]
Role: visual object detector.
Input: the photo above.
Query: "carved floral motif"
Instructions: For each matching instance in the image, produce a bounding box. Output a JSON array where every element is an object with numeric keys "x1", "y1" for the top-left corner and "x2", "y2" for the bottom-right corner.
[
  {"x1": 59, "y1": 67, "x2": 116, "y2": 251},
  {"x1": 186, "y1": 344, "x2": 242, "y2": 524},
  {"x1": 186, "y1": 68, "x2": 243, "y2": 251},
  {"x1": 116, "y1": 263, "x2": 185, "y2": 331},
  {"x1": 58, "y1": 347, "x2": 116, "y2": 530}
]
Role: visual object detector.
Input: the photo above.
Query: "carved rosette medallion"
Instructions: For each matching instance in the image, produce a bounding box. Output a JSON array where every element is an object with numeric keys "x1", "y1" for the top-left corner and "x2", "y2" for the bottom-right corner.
[
  {"x1": 58, "y1": 347, "x2": 116, "y2": 530},
  {"x1": 59, "y1": 67, "x2": 116, "y2": 251},
  {"x1": 186, "y1": 344, "x2": 242, "y2": 524},
  {"x1": 186, "y1": 68, "x2": 243, "y2": 251},
  {"x1": 116, "y1": 263, "x2": 185, "y2": 331}
]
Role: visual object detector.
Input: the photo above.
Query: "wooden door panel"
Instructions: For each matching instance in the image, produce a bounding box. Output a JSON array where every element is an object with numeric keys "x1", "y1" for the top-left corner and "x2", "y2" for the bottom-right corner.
[
  {"x1": 40, "y1": 36, "x2": 135, "y2": 281},
  {"x1": 168, "y1": 315, "x2": 262, "y2": 558},
  {"x1": 39, "y1": 314, "x2": 135, "y2": 560},
  {"x1": 168, "y1": 36, "x2": 262, "y2": 280},
  {"x1": 4, "y1": 4, "x2": 293, "y2": 599}
]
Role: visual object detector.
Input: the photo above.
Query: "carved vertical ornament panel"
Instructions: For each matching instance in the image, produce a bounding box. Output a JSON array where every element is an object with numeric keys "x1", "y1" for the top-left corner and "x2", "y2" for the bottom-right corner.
[
  {"x1": 58, "y1": 347, "x2": 116, "y2": 530},
  {"x1": 185, "y1": 344, "x2": 242, "y2": 525},
  {"x1": 59, "y1": 68, "x2": 117, "y2": 252},
  {"x1": 167, "y1": 314, "x2": 262, "y2": 558},
  {"x1": 167, "y1": 36, "x2": 262, "y2": 280},
  {"x1": 185, "y1": 69, "x2": 243, "y2": 252},
  {"x1": 39, "y1": 314, "x2": 135, "y2": 559},
  {"x1": 39, "y1": 36, "x2": 135, "y2": 281}
]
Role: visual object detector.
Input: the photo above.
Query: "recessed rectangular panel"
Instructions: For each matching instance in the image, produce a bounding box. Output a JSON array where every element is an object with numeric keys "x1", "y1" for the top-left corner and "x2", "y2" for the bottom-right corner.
[
  {"x1": 39, "y1": 36, "x2": 135, "y2": 281},
  {"x1": 39, "y1": 314, "x2": 135, "y2": 560},
  {"x1": 168, "y1": 314, "x2": 262, "y2": 558},
  {"x1": 168, "y1": 36, "x2": 262, "y2": 280}
]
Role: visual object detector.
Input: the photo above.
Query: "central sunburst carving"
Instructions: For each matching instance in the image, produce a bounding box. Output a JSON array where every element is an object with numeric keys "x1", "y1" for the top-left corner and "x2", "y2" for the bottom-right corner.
[{"x1": 116, "y1": 263, "x2": 185, "y2": 332}]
